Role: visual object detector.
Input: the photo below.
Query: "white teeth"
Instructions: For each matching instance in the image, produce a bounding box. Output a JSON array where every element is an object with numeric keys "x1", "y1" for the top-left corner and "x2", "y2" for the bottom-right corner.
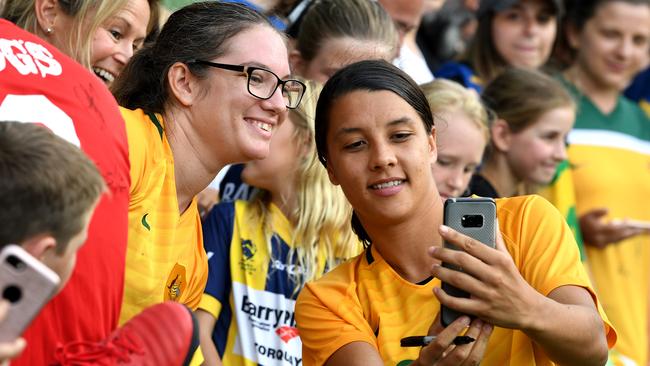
[
  {"x1": 371, "y1": 180, "x2": 403, "y2": 189},
  {"x1": 253, "y1": 120, "x2": 272, "y2": 132},
  {"x1": 92, "y1": 67, "x2": 115, "y2": 83}
]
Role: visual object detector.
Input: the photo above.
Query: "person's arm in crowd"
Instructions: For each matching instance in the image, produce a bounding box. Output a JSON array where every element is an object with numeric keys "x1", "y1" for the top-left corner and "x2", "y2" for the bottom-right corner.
[
  {"x1": 580, "y1": 208, "x2": 645, "y2": 248},
  {"x1": 431, "y1": 225, "x2": 609, "y2": 366},
  {"x1": 196, "y1": 309, "x2": 223, "y2": 366}
]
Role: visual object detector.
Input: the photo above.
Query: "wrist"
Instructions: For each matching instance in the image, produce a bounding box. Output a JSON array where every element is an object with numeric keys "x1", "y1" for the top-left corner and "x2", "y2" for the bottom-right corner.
[{"x1": 520, "y1": 291, "x2": 553, "y2": 335}]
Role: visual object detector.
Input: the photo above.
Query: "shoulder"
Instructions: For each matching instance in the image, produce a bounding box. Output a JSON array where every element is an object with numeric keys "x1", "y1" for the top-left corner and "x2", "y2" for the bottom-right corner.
[
  {"x1": 496, "y1": 195, "x2": 558, "y2": 223},
  {"x1": 298, "y1": 252, "x2": 366, "y2": 307}
]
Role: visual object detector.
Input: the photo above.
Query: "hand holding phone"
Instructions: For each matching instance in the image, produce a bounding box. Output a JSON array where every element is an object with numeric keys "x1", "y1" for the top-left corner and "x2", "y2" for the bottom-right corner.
[
  {"x1": 440, "y1": 197, "x2": 496, "y2": 327},
  {"x1": 0, "y1": 245, "x2": 60, "y2": 342}
]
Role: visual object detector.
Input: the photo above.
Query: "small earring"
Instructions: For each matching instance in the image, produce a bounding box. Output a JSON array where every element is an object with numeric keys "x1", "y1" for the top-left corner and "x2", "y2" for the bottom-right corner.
[{"x1": 46, "y1": 27, "x2": 53, "y2": 34}]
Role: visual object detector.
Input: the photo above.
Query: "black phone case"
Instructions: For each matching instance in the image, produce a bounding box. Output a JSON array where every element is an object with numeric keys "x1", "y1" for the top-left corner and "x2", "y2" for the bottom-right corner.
[{"x1": 440, "y1": 197, "x2": 496, "y2": 327}]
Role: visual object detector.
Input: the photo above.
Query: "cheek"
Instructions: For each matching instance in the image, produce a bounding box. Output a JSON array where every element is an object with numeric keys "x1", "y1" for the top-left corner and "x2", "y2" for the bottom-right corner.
[{"x1": 90, "y1": 32, "x2": 115, "y2": 64}]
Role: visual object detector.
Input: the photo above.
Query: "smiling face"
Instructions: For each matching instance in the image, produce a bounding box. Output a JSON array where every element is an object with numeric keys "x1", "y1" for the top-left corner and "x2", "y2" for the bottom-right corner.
[
  {"x1": 91, "y1": 0, "x2": 150, "y2": 85},
  {"x1": 491, "y1": 0, "x2": 557, "y2": 68},
  {"x1": 325, "y1": 90, "x2": 437, "y2": 226},
  {"x1": 191, "y1": 25, "x2": 290, "y2": 164},
  {"x1": 504, "y1": 105, "x2": 574, "y2": 185},
  {"x1": 433, "y1": 108, "x2": 487, "y2": 201},
  {"x1": 569, "y1": 1, "x2": 650, "y2": 92}
]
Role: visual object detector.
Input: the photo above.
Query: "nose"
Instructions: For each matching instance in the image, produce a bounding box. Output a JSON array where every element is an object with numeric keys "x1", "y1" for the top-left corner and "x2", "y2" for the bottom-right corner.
[
  {"x1": 553, "y1": 140, "x2": 568, "y2": 161},
  {"x1": 447, "y1": 169, "x2": 465, "y2": 194},
  {"x1": 523, "y1": 16, "x2": 540, "y2": 36},
  {"x1": 260, "y1": 85, "x2": 288, "y2": 115},
  {"x1": 369, "y1": 140, "x2": 397, "y2": 171},
  {"x1": 114, "y1": 42, "x2": 134, "y2": 68},
  {"x1": 615, "y1": 37, "x2": 634, "y2": 60}
]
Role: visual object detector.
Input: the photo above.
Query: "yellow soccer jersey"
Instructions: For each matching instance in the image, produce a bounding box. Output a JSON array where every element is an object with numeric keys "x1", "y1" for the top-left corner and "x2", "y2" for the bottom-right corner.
[
  {"x1": 296, "y1": 195, "x2": 616, "y2": 366},
  {"x1": 566, "y1": 89, "x2": 650, "y2": 365},
  {"x1": 120, "y1": 107, "x2": 208, "y2": 324}
]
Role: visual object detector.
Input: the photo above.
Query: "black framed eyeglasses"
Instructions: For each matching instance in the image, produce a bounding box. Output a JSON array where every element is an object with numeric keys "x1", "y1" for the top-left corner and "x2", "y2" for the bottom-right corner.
[{"x1": 189, "y1": 60, "x2": 306, "y2": 109}]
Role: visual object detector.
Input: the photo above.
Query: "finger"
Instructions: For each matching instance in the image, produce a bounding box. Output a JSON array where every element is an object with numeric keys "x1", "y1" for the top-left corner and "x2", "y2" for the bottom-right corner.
[
  {"x1": 438, "y1": 225, "x2": 502, "y2": 266},
  {"x1": 0, "y1": 301, "x2": 8, "y2": 320},
  {"x1": 0, "y1": 338, "x2": 26, "y2": 360},
  {"x1": 429, "y1": 247, "x2": 491, "y2": 282},
  {"x1": 431, "y1": 263, "x2": 489, "y2": 299},
  {"x1": 439, "y1": 318, "x2": 485, "y2": 365},
  {"x1": 419, "y1": 316, "x2": 471, "y2": 363},
  {"x1": 461, "y1": 322, "x2": 494, "y2": 366}
]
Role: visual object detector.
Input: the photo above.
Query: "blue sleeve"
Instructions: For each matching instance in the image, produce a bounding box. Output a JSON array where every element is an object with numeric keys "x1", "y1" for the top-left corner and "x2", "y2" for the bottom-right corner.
[{"x1": 202, "y1": 201, "x2": 235, "y2": 305}]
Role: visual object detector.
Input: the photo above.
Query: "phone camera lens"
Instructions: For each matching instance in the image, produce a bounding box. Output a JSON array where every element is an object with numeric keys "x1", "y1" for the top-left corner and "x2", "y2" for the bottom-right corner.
[
  {"x1": 461, "y1": 215, "x2": 484, "y2": 228},
  {"x1": 2, "y1": 285, "x2": 22, "y2": 303},
  {"x1": 6, "y1": 255, "x2": 25, "y2": 271}
]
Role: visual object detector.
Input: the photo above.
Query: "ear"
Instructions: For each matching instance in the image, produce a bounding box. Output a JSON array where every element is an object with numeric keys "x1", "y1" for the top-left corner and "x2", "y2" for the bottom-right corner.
[
  {"x1": 326, "y1": 163, "x2": 340, "y2": 186},
  {"x1": 21, "y1": 235, "x2": 57, "y2": 261},
  {"x1": 428, "y1": 126, "x2": 437, "y2": 162},
  {"x1": 490, "y1": 118, "x2": 513, "y2": 152},
  {"x1": 167, "y1": 62, "x2": 198, "y2": 107},
  {"x1": 289, "y1": 49, "x2": 306, "y2": 76},
  {"x1": 34, "y1": 0, "x2": 59, "y2": 35}
]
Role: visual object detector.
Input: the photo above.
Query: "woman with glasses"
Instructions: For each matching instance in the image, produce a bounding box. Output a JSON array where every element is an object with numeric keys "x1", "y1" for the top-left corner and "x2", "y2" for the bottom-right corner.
[{"x1": 110, "y1": 1, "x2": 305, "y2": 325}]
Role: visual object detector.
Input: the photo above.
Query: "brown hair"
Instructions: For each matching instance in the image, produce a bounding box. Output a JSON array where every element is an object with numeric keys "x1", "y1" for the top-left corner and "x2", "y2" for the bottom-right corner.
[
  {"x1": 295, "y1": 0, "x2": 397, "y2": 62},
  {"x1": 0, "y1": 122, "x2": 106, "y2": 253},
  {"x1": 482, "y1": 67, "x2": 574, "y2": 136},
  {"x1": 465, "y1": 0, "x2": 562, "y2": 83}
]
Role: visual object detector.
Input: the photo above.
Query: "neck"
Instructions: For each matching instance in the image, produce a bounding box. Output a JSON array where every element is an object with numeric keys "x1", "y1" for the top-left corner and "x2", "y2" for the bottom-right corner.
[
  {"x1": 565, "y1": 66, "x2": 619, "y2": 114},
  {"x1": 271, "y1": 182, "x2": 297, "y2": 224},
  {"x1": 163, "y1": 108, "x2": 225, "y2": 213},
  {"x1": 481, "y1": 155, "x2": 519, "y2": 197},
  {"x1": 365, "y1": 194, "x2": 444, "y2": 283}
]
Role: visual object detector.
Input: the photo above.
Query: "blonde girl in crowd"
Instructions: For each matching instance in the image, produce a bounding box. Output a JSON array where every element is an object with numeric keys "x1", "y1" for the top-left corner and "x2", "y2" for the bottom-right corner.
[
  {"x1": 197, "y1": 79, "x2": 360, "y2": 366},
  {"x1": 111, "y1": 1, "x2": 305, "y2": 330},
  {"x1": 420, "y1": 79, "x2": 489, "y2": 201},
  {"x1": 0, "y1": 0, "x2": 154, "y2": 363}
]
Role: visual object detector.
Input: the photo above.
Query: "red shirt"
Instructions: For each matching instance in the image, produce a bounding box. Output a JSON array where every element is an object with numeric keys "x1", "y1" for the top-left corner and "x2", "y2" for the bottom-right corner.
[{"x1": 0, "y1": 19, "x2": 130, "y2": 365}]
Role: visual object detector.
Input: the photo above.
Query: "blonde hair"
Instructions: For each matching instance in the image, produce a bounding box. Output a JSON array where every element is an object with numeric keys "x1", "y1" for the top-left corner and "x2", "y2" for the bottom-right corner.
[
  {"x1": 420, "y1": 79, "x2": 489, "y2": 141},
  {"x1": 248, "y1": 78, "x2": 359, "y2": 293},
  {"x1": 2, "y1": 0, "x2": 129, "y2": 68}
]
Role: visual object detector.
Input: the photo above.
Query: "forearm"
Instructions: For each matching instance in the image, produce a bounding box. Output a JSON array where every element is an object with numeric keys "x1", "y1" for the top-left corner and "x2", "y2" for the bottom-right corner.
[{"x1": 523, "y1": 294, "x2": 608, "y2": 366}]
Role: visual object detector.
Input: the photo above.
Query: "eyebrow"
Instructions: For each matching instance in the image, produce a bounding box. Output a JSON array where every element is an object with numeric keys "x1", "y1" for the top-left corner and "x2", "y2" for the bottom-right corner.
[
  {"x1": 244, "y1": 61, "x2": 291, "y2": 79},
  {"x1": 333, "y1": 117, "x2": 415, "y2": 138}
]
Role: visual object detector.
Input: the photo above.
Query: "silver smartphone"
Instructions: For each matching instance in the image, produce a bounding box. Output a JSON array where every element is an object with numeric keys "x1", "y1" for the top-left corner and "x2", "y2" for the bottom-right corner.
[
  {"x1": 0, "y1": 244, "x2": 60, "y2": 342},
  {"x1": 440, "y1": 197, "x2": 496, "y2": 327}
]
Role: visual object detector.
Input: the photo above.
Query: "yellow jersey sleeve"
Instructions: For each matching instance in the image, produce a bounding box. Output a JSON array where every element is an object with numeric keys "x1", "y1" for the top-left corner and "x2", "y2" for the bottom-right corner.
[{"x1": 296, "y1": 258, "x2": 377, "y2": 366}]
